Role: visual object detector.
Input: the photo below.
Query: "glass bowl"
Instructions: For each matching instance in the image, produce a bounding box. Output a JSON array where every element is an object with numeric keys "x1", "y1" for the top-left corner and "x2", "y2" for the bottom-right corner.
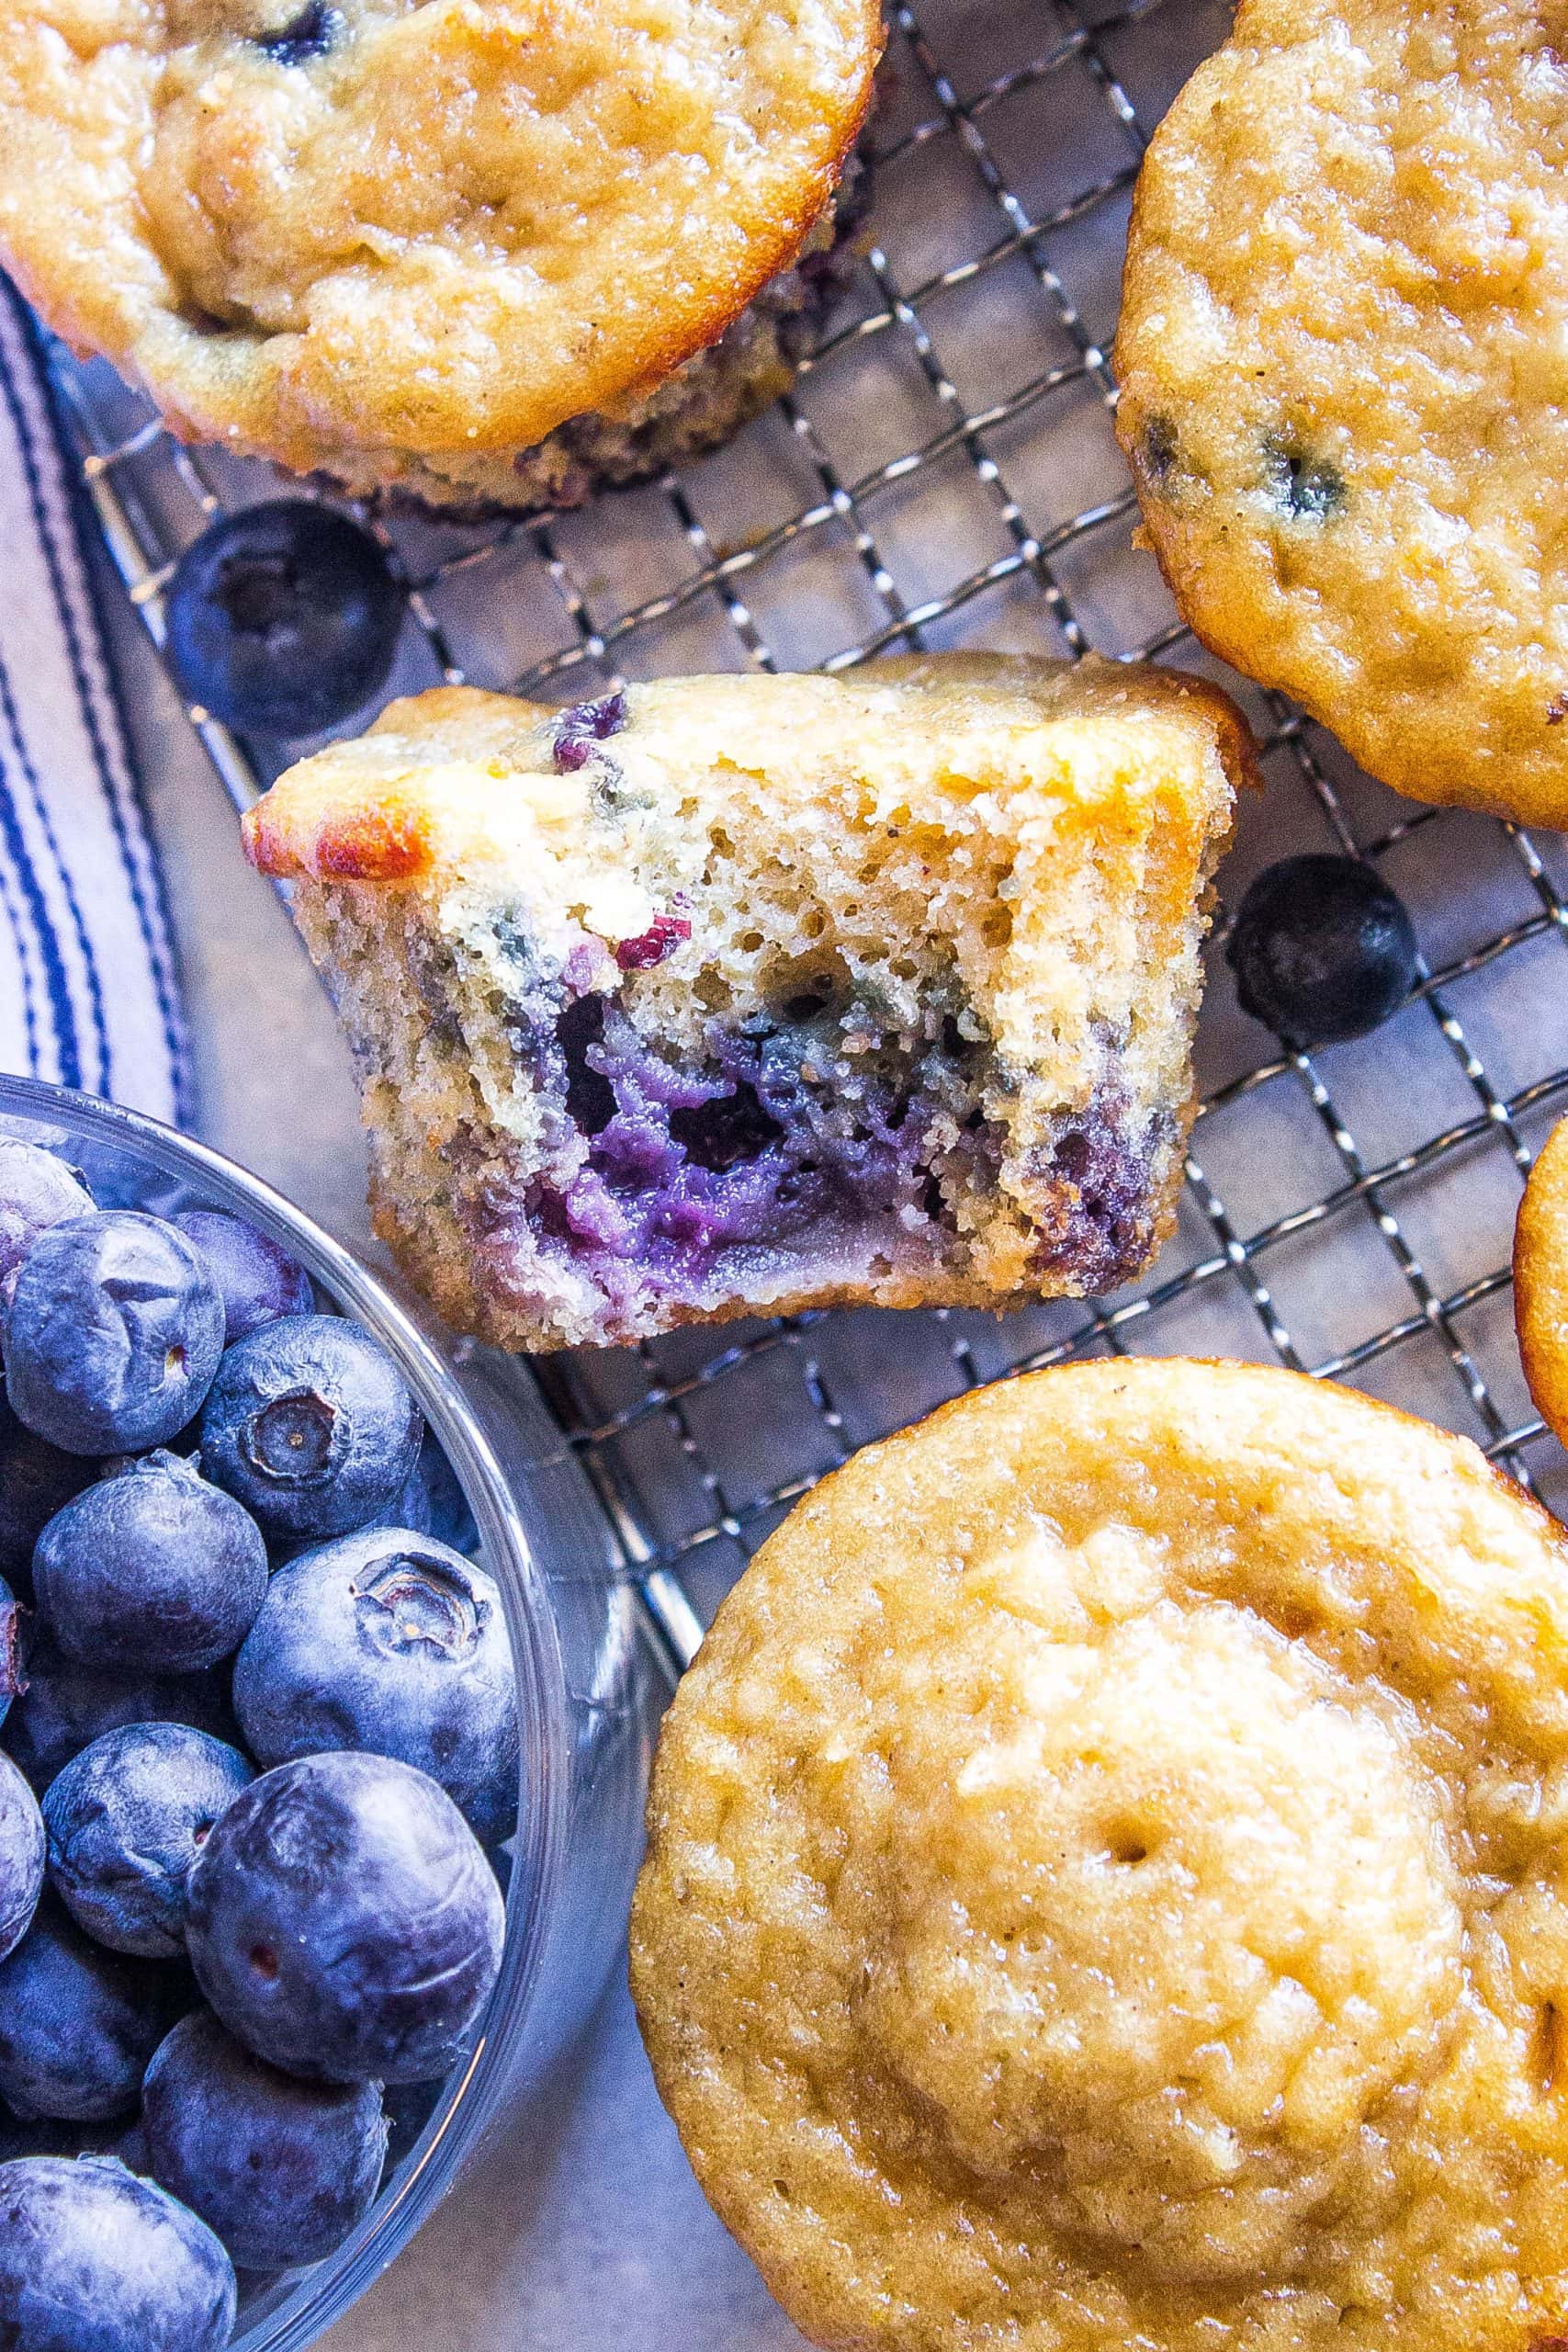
[{"x1": 0, "y1": 1074, "x2": 654, "y2": 2349}]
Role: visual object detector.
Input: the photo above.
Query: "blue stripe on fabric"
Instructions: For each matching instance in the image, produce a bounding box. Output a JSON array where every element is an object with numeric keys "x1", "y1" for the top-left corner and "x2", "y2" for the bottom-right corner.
[
  {"x1": 0, "y1": 804, "x2": 43, "y2": 1077},
  {"x1": 0, "y1": 306, "x2": 113, "y2": 1098},
  {"x1": 11, "y1": 293, "x2": 192, "y2": 1120},
  {"x1": 0, "y1": 648, "x2": 97, "y2": 1092},
  {"x1": 0, "y1": 758, "x2": 77, "y2": 1087}
]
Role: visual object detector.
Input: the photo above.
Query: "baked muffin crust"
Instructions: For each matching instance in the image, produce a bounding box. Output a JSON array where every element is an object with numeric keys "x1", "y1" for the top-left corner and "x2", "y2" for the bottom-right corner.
[
  {"x1": 1515, "y1": 1114, "x2": 1568, "y2": 1451},
  {"x1": 0, "y1": 0, "x2": 879, "y2": 503},
  {"x1": 1116, "y1": 0, "x2": 1568, "y2": 827},
  {"x1": 632, "y1": 1357, "x2": 1568, "y2": 2352}
]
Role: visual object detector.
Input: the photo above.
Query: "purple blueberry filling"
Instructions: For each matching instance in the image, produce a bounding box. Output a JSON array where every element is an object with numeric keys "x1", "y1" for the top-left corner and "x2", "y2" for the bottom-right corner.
[
  {"x1": 1029, "y1": 1104, "x2": 1166, "y2": 1293},
  {"x1": 551, "y1": 692, "x2": 629, "y2": 774},
  {"x1": 515, "y1": 986, "x2": 1000, "y2": 1307}
]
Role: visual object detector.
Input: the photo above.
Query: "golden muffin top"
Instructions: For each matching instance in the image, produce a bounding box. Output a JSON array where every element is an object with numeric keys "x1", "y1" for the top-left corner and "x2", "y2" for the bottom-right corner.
[
  {"x1": 0, "y1": 0, "x2": 877, "y2": 483},
  {"x1": 1115, "y1": 0, "x2": 1568, "y2": 828},
  {"x1": 632, "y1": 1356, "x2": 1568, "y2": 2352},
  {"x1": 1517, "y1": 1114, "x2": 1568, "y2": 1453}
]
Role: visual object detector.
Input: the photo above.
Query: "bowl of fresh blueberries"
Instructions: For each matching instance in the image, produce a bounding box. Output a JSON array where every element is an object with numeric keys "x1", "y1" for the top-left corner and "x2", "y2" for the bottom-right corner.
[{"x1": 0, "y1": 1075, "x2": 651, "y2": 2352}]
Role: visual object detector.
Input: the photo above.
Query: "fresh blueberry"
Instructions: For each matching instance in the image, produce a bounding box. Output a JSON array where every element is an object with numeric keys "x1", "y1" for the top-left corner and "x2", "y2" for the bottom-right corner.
[
  {"x1": 0, "y1": 1753, "x2": 43, "y2": 1964},
  {"x1": 33, "y1": 1452, "x2": 268, "y2": 1678},
  {"x1": 0, "y1": 2154, "x2": 235, "y2": 2351},
  {"x1": 233, "y1": 1528, "x2": 518, "y2": 1842},
  {"x1": 0, "y1": 1894, "x2": 190, "y2": 2120},
  {"x1": 0, "y1": 1625, "x2": 240, "y2": 1795},
  {"x1": 186, "y1": 1751, "x2": 503, "y2": 2085},
  {"x1": 2, "y1": 1214, "x2": 225, "y2": 1456},
  {"x1": 404, "y1": 1428, "x2": 479, "y2": 1555},
  {"x1": 173, "y1": 1211, "x2": 314, "y2": 1346},
  {"x1": 198, "y1": 1314, "x2": 422, "y2": 1544},
  {"x1": 0, "y1": 1143, "x2": 93, "y2": 1291},
  {"x1": 144, "y1": 2008, "x2": 388, "y2": 2270},
  {"x1": 0, "y1": 1395, "x2": 95, "y2": 1595},
  {"x1": 1225, "y1": 854, "x2": 1420, "y2": 1047},
  {"x1": 164, "y1": 501, "x2": 406, "y2": 738},
  {"x1": 0, "y1": 1575, "x2": 20, "y2": 1733},
  {"x1": 43, "y1": 1727, "x2": 254, "y2": 1961}
]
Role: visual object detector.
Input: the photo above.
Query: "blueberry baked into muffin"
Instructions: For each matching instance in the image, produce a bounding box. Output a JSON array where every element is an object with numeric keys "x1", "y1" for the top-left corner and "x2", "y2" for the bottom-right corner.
[
  {"x1": 0, "y1": 0, "x2": 879, "y2": 510},
  {"x1": 1116, "y1": 0, "x2": 1568, "y2": 829},
  {"x1": 1515, "y1": 1113, "x2": 1568, "y2": 1449},
  {"x1": 632, "y1": 1356, "x2": 1568, "y2": 2352},
  {"x1": 243, "y1": 658, "x2": 1250, "y2": 1350}
]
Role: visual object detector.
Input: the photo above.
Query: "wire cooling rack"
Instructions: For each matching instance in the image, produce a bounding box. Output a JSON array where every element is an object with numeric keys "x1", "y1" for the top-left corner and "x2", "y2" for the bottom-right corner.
[{"x1": 43, "y1": 0, "x2": 1568, "y2": 1679}]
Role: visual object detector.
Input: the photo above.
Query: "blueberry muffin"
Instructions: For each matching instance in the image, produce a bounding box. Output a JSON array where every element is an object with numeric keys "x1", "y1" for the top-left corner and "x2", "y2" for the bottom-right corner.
[
  {"x1": 1116, "y1": 0, "x2": 1568, "y2": 828},
  {"x1": 0, "y1": 0, "x2": 879, "y2": 510},
  {"x1": 243, "y1": 657, "x2": 1251, "y2": 1350},
  {"x1": 631, "y1": 1355, "x2": 1568, "y2": 2352},
  {"x1": 1515, "y1": 1112, "x2": 1568, "y2": 1448}
]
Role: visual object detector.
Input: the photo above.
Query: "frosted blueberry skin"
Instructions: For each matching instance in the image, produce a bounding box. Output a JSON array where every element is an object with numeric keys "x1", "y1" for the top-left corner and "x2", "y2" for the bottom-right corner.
[
  {"x1": 0, "y1": 2154, "x2": 236, "y2": 2352},
  {"x1": 0, "y1": 1625, "x2": 240, "y2": 1796},
  {"x1": 144, "y1": 2008, "x2": 389, "y2": 2271},
  {"x1": 0, "y1": 1143, "x2": 93, "y2": 1291},
  {"x1": 0, "y1": 1574, "x2": 19, "y2": 1733},
  {"x1": 234, "y1": 1529, "x2": 519, "y2": 1843},
  {"x1": 198, "y1": 1314, "x2": 423, "y2": 1544},
  {"x1": 0, "y1": 1894, "x2": 191, "y2": 2121},
  {"x1": 32, "y1": 1452, "x2": 268, "y2": 1678},
  {"x1": 1, "y1": 1215, "x2": 225, "y2": 1456},
  {"x1": 0, "y1": 1753, "x2": 43, "y2": 1964},
  {"x1": 0, "y1": 1396, "x2": 94, "y2": 1596},
  {"x1": 43, "y1": 1726, "x2": 254, "y2": 1961},
  {"x1": 402, "y1": 1429, "x2": 479, "y2": 1556},
  {"x1": 173, "y1": 1211, "x2": 314, "y2": 1346},
  {"x1": 186, "y1": 1751, "x2": 504, "y2": 2086}
]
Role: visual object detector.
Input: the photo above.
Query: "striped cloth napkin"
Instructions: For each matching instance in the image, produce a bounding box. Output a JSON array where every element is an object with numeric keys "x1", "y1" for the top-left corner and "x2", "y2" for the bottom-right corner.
[{"x1": 0, "y1": 282, "x2": 188, "y2": 1126}]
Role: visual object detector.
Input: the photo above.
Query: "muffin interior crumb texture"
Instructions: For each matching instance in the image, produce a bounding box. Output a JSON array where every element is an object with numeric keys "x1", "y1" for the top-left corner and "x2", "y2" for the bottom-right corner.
[
  {"x1": 630, "y1": 1357, "x2": 1568, "y2": 2352},
  {"x1": 0, "y1": 0, "x2": 880, "y2": 503},
  {"x1": 243, "y1": 659, "x2": 1248, "y2": 1349}
]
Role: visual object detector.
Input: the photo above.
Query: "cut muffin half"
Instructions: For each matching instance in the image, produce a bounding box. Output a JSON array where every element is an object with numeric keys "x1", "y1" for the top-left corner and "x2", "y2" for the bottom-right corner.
[{"x1": 243, "y1": 657, "x2": 1252, "y2": 1350}]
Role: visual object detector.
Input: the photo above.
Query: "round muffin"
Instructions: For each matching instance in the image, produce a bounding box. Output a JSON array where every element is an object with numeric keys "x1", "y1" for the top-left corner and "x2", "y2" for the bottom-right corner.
[
  {"x1": 1115, "y1": 0, "x2": 1568, "y2": 828},
  {"x1": 1516, "y1": 1113, "x2": 1568, "y2": 1449},
  {"x1": 632, "y1": 1356, "x2": 1568, "y2": 2352},
  {"x1": 0, "y1": 0, "x2": 879, "y2": 509}
]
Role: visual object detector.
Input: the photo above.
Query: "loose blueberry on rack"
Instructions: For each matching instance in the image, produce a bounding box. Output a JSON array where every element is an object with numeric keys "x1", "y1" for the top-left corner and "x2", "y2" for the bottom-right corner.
[
  {"x1": 1224, "y1": 854, "x2": 1419, "y2": 1047},
  {"x1": 186, "y1": 1750, "x2": 504, "y2": 2085},
  {"x1": 43, "y1": 1726, "x2": 254, "y2": 1960},
  {"x1": 143, "y1": 2008, "x2": 389, "y2": 2271},
  {"x1": 0, "y1": 1625, "x2": 240, "y2": 1794},
  {"x1": 0, "y1": 1753, "x2": 43, "y2": 1965},
  {"x1": 198, "y1": 1313, "x2": 423, "y2": 1543},
  {"x1": 0, "y1": 1893, "x2": 190, "y2": 2121},
  {"x1": 164, "y1": 501, "x2": 406, "y2": 738},
  {"x1": 0, "y1": 2155, "x2": 236, "y2": 2352},
  {"x1": 173, "y1": 1210, "x2": 314, "y2": 1345},
  {"x1": 32, "y1": 1452, "x2": 268, "y2": 1678},
  {"x1": 234, "y1": 1528, "x2": 519, "y2": 1842},
  {"x1": 0, "y1": 1141, "x2": 93, "y2": 1289},
  {"x1": 2, "y1": 1212, "x2": 225, "y2": 1455}
]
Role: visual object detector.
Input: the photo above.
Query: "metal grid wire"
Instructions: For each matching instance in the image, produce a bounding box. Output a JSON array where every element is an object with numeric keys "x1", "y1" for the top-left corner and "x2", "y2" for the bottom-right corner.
[{"x1": 44, "y1": 0, "x2": 1568, "y2": 1679}]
